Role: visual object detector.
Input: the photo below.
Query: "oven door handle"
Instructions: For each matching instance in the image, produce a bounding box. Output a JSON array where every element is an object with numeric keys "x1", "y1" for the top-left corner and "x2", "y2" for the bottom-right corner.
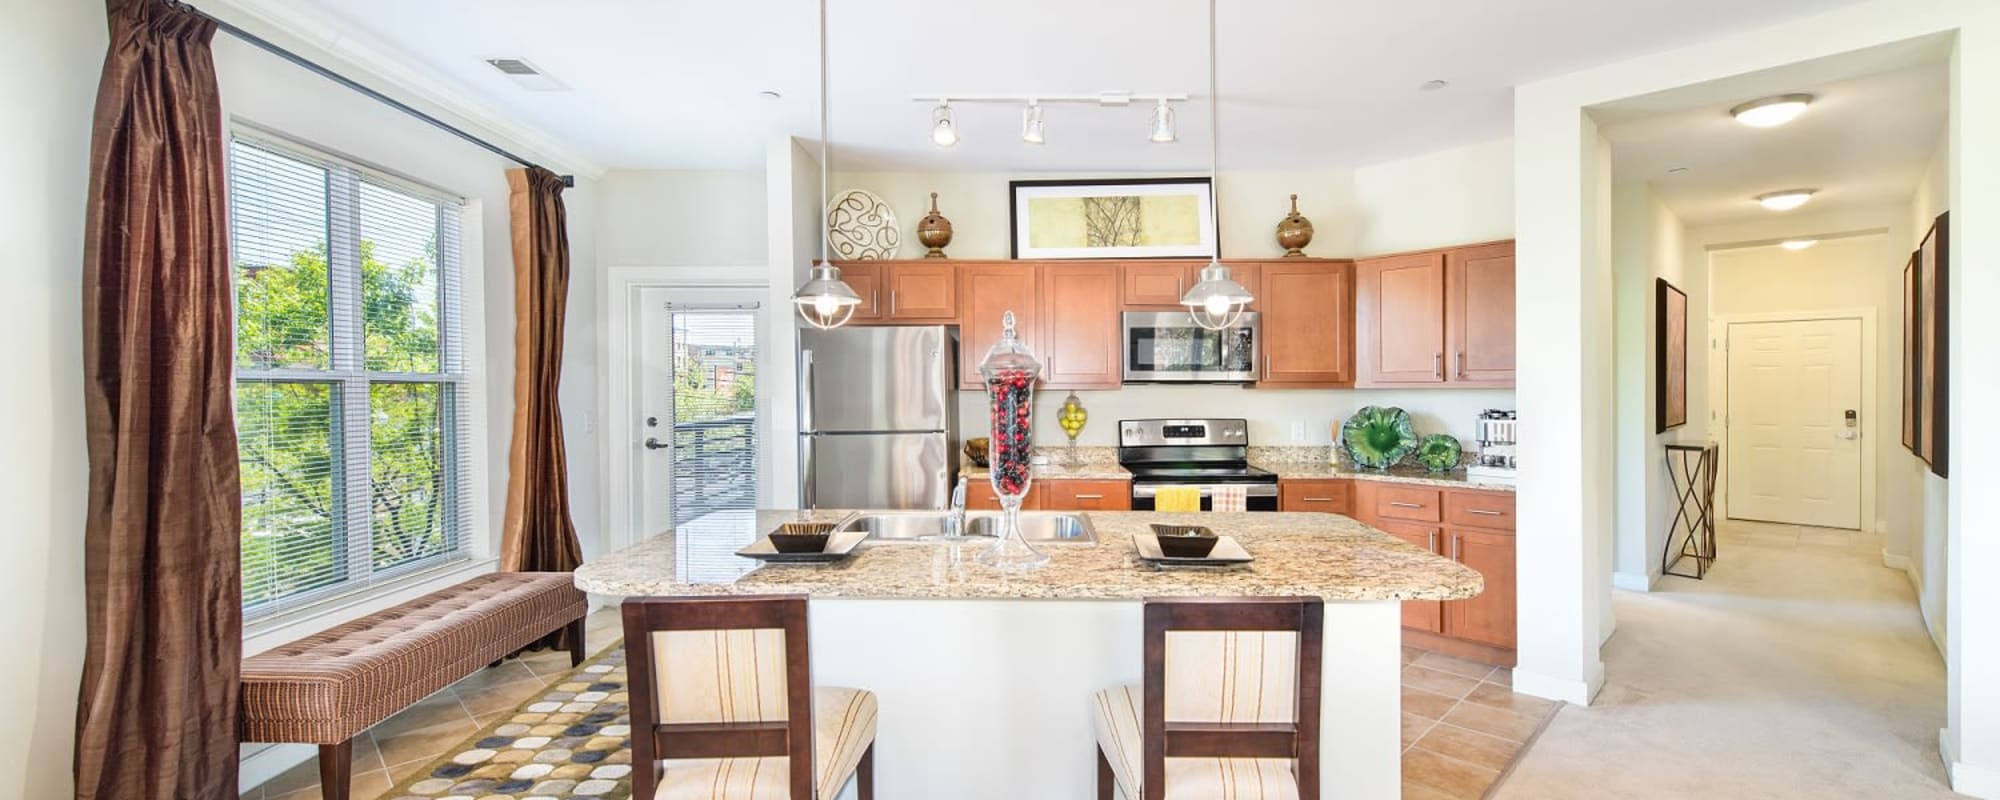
[{"x1": 1131, "y1": 483, "x2": 1280, "y2": 499}]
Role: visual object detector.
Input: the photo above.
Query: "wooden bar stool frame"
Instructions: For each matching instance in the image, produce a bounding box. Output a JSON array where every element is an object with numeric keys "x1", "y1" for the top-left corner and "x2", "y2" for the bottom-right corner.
[
  {"x1": 622, "y1": 594, "x2": 875, "y2": 800},
  {"x1": 1097, "y1": 596, "x2": 1326, "y2": 800}
]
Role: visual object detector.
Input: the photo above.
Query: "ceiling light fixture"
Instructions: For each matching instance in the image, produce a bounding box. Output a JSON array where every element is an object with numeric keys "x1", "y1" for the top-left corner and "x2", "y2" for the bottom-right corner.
[
  {"x1": 1179, "y1": 0, "x2": 1252, "y2": 330},
  {"x1": 791, "y1": 0, "x2": 861, "y2": 330},
  {"x1": 1781, "y1": 239, "x2": 1818, "y2": 250},
  {"x1": 1730, "y1": 93, "x2": 1814, "y2": 127},
  {"x1": 1022, "y1": 103, "x2": 1046, "y2": 145},
  {"x1": 1420, "y1": 79, "x2": 1450, "y2": 91},
  {"x1": 1149, "y1": 98, "x2": 1178, "y2": 143},
  {"x1": 1756, "y1": 188, "x2": 1817, "y2": 211},
  {"x1": 930, "y1": 102, "x2": 959, "y2": 148},
  {"x1": 758, "y1": 89, "x2": 783, "y2": 100}
]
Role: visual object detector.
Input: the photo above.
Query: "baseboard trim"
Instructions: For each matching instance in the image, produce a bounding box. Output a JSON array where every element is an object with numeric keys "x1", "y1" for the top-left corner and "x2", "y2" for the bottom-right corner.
[
  {"x1": 1512, "y1": 661, "x2": 1605, "y2": 707},
  {"x1": 1943, "y1": 728, "x2": 2000, "y2": 798},
  {"x1": 1611, "y1": 571, "x2": 1657, "y2": 592},
  {"x1": 1882, "y1": 548, "x2": 1913, "y2": 570},
  {"x1": 1403, "y1": 628, "x2": 1516, "y2": 667}
]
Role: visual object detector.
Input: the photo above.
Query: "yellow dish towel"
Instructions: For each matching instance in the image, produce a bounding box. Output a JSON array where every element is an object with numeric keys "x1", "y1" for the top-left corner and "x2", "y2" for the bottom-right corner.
[{"x1": 1154, "y1": 486, "x2": 1202, "y2": 512}]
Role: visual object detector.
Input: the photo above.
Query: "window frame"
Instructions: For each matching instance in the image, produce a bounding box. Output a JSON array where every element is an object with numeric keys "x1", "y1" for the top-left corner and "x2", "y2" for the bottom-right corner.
[{"x1": 229, "y1": 129, "x2": 474, "y2": 620}]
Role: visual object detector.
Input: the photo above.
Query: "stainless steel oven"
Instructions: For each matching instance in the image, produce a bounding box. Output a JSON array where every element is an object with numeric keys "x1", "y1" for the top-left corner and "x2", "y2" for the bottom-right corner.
[
  {"x1": 1118, "y1": 418, "x2": 1280, "y2": 512},
  {"x1": 1121, "y1": 311, "x2": 1260, "y2": 383}
]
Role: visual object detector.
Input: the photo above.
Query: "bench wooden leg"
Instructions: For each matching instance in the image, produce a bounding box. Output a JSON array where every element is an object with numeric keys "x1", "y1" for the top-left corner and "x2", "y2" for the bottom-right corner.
[
  {"x1": 567, "y1": 615, "x2": 588, "y2": 667},
  {"x1": 319, "y1": 739, "x2": 352, "y2": 800},
  {"x1": 857, "y1": 742, "x2": 875, "y2": 800}
]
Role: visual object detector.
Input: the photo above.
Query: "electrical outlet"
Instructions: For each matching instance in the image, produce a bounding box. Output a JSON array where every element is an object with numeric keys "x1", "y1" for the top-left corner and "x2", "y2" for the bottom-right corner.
[{"x1": 1289, "y1": 421, "x2": 1307, "y2": 443}]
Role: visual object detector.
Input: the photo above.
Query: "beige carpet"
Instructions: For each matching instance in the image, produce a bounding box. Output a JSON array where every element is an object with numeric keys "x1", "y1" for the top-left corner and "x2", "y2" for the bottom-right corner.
[{"x1": 1496, "y1": 520, "x2": 1964, "y2": 799}]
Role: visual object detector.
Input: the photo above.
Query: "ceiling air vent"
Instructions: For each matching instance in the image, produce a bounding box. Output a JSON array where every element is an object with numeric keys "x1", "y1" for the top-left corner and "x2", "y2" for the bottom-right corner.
[{"x1": 483, "y1": 58, "x2": 568, "y2": 91}]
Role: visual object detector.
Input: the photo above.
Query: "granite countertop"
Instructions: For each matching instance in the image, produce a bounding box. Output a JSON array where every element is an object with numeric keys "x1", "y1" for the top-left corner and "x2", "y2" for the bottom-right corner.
[
  {"x1": 960, "y1": 446, "x2": 1130, "y2": 482},
  {"x1": 572, "y1": 509, "x2": 1483, "y2": 602},
  {"x1": 1251, "y1": 446, "x2": 1516, "y2": 492}
]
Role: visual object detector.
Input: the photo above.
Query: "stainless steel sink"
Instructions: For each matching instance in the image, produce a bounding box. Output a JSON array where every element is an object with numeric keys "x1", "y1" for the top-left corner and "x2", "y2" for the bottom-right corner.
[{"x1": 839, "y1": 511, "x2": 1096, "y2": 543}]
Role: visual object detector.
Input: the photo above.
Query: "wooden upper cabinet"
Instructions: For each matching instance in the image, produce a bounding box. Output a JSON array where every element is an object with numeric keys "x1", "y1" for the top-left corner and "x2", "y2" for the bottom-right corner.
[
  {"x1": 1120, "y1": 261, "x2": 1194, "y2": 308},
  {"x1": 1356, "y1": 252, "x2": 1447, "y2": 385},
  {"x1": 958, "y1": 263, "x2": 1041, "y2": 388},
  {"x1": 884, "y1": 261, "x2": 959, "y2": 321},
  {"x1": 836, "y1": 262, "x2": 884, "y2": 322},
  {"x1": 1444, "y1": 527, "x2": 1517, "y2": 649},
  {"x1": 1445, "y1": 242, "x2": 1516, "y2": 386},
  {"x1": 1040, "y1": 263, "x2": 1123, "y2": 389},
  {"x1": 1257, "y1": 260, "x2": 1353, "y2": 387}
]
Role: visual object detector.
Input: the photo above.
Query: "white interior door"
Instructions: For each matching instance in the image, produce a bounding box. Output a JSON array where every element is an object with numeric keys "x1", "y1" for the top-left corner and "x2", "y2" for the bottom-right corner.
[
  {"x1": 636, "y1": 289, "x2": 765, "y2": 536},
  {"x1": 1726, "y1": 318, "x2": 1863, "y2": 529}
]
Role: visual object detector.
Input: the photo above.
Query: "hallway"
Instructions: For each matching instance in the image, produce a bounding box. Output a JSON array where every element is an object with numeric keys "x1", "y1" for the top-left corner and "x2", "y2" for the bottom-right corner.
[{"x1": 1497, "y1": 519, "x2": 1960, "y2": 798}]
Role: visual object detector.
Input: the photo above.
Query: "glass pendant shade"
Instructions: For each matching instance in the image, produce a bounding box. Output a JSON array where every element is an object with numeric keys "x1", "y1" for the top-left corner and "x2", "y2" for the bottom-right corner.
[
  {"x1": 792, "y1": 264, "x2": 862, "y2": 329},
  {"x1": 1181, "y1": 261, "x2": 1253, "y2": 330},
  {"x1": 1149, "y1": 100, "x2": 1177, "y2": 143}
]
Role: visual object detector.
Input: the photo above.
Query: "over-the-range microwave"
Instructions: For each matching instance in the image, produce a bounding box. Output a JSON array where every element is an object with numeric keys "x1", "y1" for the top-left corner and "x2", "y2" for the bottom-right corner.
[{"x1": 1121, "y1": 311, "x2": 1261, "y2": 383}]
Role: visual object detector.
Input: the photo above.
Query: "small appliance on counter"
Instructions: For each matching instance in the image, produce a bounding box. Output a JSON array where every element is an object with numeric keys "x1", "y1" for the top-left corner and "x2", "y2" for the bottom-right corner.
[
  {"x1": 1467, "y1": 409, "x2": 1518, "y2": 485},
  {"x1": 1118, "y1": 418, "x2": 1279, "y2": 511}
]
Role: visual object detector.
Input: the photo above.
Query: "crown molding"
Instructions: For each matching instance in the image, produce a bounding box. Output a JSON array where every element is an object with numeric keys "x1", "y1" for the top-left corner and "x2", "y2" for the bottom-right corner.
[{"x1": 197, "y1": 0, "x2": 608, "y2": 180}]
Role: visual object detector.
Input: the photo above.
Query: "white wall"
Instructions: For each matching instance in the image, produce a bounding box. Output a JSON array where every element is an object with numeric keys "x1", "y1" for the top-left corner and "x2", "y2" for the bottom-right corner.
[
  {"x1": 764, "y1": 137, "x2": 824, "y2": 507},
  {"x1": 1609, "y1": 181, "x2": 1696, "y2": 589},
  {"x1": 839, "y1": 141, "x2": 1518, "y2": 452},
  {"x1": 597, "y1": 169, "x2": 767, "y2": 267},
  {"x1": 1516, "y1": 2, "x2": 2000, "y2": 794},
  {"x1": 0, "y1": 2, "x2": 102, "y2": 797},
  {"x1": 1909, "y1": 133, "x2": 1951, "y2": 652}
]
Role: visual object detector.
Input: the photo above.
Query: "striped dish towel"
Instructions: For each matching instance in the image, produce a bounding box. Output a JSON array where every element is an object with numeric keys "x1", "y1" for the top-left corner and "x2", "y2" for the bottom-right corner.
[
  {"x1": 1213, "y1": 484, "x2": 1248, "y2": 513},
  {"x1": 1155, "y1": 486, "x2": 1202, "y2": 513}
]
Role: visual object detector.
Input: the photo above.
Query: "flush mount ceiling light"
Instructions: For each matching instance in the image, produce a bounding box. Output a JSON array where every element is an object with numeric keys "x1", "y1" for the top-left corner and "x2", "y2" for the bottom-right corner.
[
  {"x1": 1148, "y1": 98, "x2": 1178, "y2": 143},
  {"x1": 791, "y1": 0, "x2": 861, "y2": 329},
  {"x1": 1781, "y1": 239, "x2": 1819, "y2": 250},
  {"x1": 1756, "y1": 188, "x2": 1817, "y2": 211},
  {"x1": 1179, "y1": 0, "x2": 1253, "y2": 330},
  {"x1": 930, "y1": 102, "x2": 959, "y2": 148},
  {"x1": 1419, "y1": 79, "x2": 1450, "y2": 91},
  {"x1": 911, "y1": 92, "x2": 1189, "y2": 146},
  {"x1": 1730, "y1": 93, "x2": 1814, "y2": 127},
  {"x1": 1021, "y1": 103, "x2": 1046, "y2": 145}
]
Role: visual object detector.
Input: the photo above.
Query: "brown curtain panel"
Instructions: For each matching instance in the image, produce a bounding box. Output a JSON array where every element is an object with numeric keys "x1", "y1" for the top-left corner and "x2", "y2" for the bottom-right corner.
[
  {"x1": 76, "y1": 1, "x2": 242, "y2": 798},
  {"x1": 501, "y1": 167, "x2": 583, "y2": 591}
]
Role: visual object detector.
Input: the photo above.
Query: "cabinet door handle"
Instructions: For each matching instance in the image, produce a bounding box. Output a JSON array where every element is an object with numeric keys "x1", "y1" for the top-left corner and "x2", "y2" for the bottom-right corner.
[
  {"x1": 1389, "y1": 501, "x2": 1424, "y2": 509},
  {"x1": 1434, "y1": 352, "x2": 1443, "y2": 379},
  {"x1": 1451, "y1": 534, "x2": 1462, "y2": 561},
  {"x1": 1467, "y1": 508, "x2": 1503, "y2": 516},
  {"x1": 872, "y1": 290, "x2": 880, "y2": 311},
  {"x1": 1428, "y1": 531, "x2": 1439, "y2": 553},
  {"x1": 1073, "y1": 493, "x2": 1104, "y2": 500},
  {"x1": 1303, "y1": 497, "x2": 1335, "y2": 502},
  {"x1": 890, "y1": 290, "x2": 897, "y2": 316},
  {"x1": 1456, "y1": 351, "x2": 1465, "y2": 377}
]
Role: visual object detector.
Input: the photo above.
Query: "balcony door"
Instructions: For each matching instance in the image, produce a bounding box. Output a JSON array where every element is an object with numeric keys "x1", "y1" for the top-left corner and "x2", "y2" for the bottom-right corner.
[{"x1": 637, "y1": 289, "x2": 765, "y2": 538}]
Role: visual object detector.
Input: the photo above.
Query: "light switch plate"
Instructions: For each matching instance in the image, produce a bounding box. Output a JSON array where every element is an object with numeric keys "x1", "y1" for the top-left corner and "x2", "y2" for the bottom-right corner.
[{"x1": 1289, "y1": 421, "x2": 1307, "y2": 443}]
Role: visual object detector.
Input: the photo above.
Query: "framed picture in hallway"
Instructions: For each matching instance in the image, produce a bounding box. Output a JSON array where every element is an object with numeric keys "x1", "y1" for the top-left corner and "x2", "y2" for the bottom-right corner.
[
  {"x1": 1916, "y1": 211, "x2": 1950, "y2": 477},
  {"x1": 1656, "y1": 278, "x2": 1688, "y2": 433},
  {"x1": 1902, "y1": 253, "x2": 1918, "y2": 453}
]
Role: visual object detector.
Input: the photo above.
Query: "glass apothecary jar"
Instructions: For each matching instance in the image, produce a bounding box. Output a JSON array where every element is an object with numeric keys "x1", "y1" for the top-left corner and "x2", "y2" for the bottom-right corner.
[{"x1": 977, "y1": 311, "x2": 1047, "y2": 570}]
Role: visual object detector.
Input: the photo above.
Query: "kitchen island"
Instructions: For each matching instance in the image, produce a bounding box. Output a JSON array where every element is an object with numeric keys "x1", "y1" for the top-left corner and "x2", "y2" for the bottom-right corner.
[{"x1": 575, "y1": 509, "x2": 1481, "y2": 800}]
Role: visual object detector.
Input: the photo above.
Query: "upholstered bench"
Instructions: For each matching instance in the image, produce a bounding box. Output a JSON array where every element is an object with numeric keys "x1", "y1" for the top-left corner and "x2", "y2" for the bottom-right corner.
[{"x1": 240, "y1": 572, "x2": 588, "y2": 800}]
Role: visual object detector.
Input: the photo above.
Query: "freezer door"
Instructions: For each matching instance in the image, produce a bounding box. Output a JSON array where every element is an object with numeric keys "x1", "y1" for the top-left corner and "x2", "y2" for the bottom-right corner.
[
  {"x1": 800, "y1": 326, "x2": 954, "y2": 433},
  {"x1": 802, "y1": 432, "x2": 951, "y2": 510}
]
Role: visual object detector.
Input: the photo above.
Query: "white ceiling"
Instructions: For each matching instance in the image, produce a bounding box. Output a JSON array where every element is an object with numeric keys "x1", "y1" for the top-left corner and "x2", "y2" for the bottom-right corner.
[
  {"x1": 272, "y1": 0, "x2": 1870, "y2": 173},
  {"x1": 1598, "y1": 35, "x2": 1950, "y2": 228}
]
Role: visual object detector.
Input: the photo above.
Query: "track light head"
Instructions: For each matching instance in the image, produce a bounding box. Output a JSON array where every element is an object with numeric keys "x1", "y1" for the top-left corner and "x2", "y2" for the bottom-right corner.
[{"x1": 931, "y1": 102, "x2": 958, "y2": 148}]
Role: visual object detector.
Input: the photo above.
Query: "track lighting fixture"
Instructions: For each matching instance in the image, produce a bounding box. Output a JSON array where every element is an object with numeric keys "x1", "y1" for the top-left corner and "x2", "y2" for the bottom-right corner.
[
  {"x1": 930, "y1": 102, "x2": 958, "y2": 147},
  {"x1": 1022, "y1": 103, "x2": 1045, "y2": 145},
  {"x1": 1149, "y1": 98, "x2": 1177, "y2": 143}
]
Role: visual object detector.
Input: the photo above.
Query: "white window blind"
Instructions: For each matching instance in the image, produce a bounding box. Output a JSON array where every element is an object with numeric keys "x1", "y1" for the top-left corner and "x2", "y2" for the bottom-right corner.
[
  {"x1": 229, "y1": 133, "x2": 472, "y2": 618},
  {"x1": 666, "y1": 306, "x2": 761, "y2": 583}
]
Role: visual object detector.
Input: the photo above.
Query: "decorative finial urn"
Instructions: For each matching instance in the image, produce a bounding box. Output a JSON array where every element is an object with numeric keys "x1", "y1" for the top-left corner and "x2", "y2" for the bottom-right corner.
[
  {"x1": 1276, "y1": 193, "x2": 1314, "y2": 257},
  {"x1": 917, "y1": 192, "x2": 954, "y2": 258}
]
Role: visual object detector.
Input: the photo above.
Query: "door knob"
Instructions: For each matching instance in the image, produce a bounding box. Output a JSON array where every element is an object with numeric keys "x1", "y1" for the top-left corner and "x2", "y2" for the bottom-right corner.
[{"x1": 643, "y1": 437, "x2": 669, "y2": 450}]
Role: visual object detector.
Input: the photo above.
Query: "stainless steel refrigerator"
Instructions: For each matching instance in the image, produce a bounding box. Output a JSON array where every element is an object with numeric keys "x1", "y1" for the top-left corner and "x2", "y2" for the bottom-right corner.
[{"x1": 799, "y1": 326, "x2": 959, "y2": 509}]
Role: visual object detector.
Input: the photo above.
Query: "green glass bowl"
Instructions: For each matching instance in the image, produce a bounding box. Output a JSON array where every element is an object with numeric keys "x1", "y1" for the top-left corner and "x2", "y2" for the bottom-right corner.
[
  {"x1": 1340, "y1": 406, "x2": 1418, "y2": 469},
  {"x1": 1415, "y1": 434, "x2": 1464, "y2": 472}
]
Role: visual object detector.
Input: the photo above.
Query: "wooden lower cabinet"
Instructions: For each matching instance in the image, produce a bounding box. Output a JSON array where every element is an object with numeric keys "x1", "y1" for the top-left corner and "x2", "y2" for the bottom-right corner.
[
  {"x1": 1278, "y1": 479, "x2": 1351, "y2": 514},
  {"x1": 1353, "y1": 482, "x2": 1517, "y2": 662},
  {"x1": 964, "y1": 477, "x2": 1130, "y2": 511}
]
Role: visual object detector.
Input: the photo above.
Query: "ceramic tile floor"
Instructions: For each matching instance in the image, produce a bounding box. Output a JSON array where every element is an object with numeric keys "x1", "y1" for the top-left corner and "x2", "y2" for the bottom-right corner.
[
  {"x1": 239, "y1": 607, "x2": 627, "y2": 800},
  {"x1": 242, "y1": 608, "x2": 1548, "y2": 800},
  {"x1": 1401, "y1": 648, "x2": 1559, "y2": 799}
]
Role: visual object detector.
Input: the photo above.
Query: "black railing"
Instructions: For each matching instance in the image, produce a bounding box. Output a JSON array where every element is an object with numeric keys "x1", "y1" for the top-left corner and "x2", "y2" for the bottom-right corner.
[{"x1": 672, "y1": 414, "x2": 757, "y2": 526}]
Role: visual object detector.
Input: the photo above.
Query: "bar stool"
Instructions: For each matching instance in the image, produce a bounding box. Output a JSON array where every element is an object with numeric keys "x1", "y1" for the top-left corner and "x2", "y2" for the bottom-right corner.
[
  {"x1": 622, "y1": 595, "x2": 878, "y2": 800},
  {"x1": 1091, "y1": 597, "x2": 1325, "y2": 800}
]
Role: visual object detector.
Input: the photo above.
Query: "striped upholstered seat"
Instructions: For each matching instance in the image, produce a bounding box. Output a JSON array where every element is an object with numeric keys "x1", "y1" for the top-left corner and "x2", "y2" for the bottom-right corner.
[
  {"x1": 1092, "y1": 600, "x2": 1324, "y2": 800},
  {"x1": 625, "y1": 596, "x2": 878, "y2": 800}
]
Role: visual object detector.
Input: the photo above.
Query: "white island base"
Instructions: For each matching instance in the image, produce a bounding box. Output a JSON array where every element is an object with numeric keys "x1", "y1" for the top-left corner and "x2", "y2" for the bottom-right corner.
[{"x1": 805, "y1": 596, "x2": 1401, "y2": 800}]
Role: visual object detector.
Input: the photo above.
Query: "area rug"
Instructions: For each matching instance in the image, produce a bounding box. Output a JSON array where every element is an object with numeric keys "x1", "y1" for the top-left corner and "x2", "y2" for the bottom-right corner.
[{"x1": 382, "y1": 645, "x2": 635, "y2": 800}]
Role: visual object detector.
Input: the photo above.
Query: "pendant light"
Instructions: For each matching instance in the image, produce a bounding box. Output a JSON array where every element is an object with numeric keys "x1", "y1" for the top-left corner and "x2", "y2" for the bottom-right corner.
[
  {"x1": 1180, "y1": 0, "x2": 1252, "y2": 330},
  {"x1": 792, "y1": 0, "x2": 862, "y2": 329}
]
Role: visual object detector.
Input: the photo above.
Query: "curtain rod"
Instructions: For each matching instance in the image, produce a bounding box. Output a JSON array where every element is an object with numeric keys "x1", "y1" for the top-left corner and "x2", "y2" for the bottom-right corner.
[{"x1": 185, "y1": 3, "x2": 576, "y2": 187}]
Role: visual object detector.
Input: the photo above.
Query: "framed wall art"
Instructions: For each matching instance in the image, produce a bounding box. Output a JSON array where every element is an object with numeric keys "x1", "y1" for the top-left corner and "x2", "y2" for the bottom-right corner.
[
  {"x1": 1902, "y1": 252, "x2": 1919, "y2": 452},
  {"x1": 1656, "y1": 278, "x2": 1688, "y2": 433},
  {"x1": 1008, "y1": 177, "x2": 1217, "y2": 260},
  {"x1": 1916, "y1": 211, "x2": 1949, "y2": 477}
]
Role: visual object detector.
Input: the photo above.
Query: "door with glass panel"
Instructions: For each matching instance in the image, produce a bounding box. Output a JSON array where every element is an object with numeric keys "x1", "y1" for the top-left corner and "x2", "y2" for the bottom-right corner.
[{"x1": 637, "y1": 293, "x2": 764, "y2": 540}]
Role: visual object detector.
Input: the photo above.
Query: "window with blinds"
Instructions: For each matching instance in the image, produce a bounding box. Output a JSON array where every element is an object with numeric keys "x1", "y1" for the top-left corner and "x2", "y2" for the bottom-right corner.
[
  {"x1": 668, "y1": 308, "x2": 759, "y2": 528},
  {"x1": 229, "y1": 133, "x2": 472, "y2": 618}
]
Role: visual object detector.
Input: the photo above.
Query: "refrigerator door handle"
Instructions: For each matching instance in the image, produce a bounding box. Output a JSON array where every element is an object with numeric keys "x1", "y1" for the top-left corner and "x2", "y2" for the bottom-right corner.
[
  {"x1": 799, "y1": 348, "x2": 816, "y2": 434},
  {"x1": 800, "y1": 433, "x2": 816, "y2": 509}
]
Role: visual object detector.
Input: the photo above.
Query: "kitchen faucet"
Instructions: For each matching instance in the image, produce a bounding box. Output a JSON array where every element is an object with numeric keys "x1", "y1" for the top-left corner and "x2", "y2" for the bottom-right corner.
[{"x1": 947, "y1": 475, "x2": 968, "y2": 538}]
